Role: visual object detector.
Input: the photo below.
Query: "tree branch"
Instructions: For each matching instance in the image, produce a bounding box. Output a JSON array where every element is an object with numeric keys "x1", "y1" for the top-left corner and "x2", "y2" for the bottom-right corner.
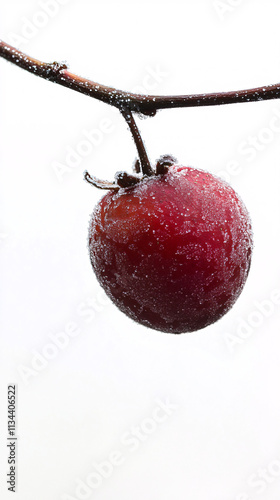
[{"x1": 1, "y1": 40, "x2": 280, "y2": 117}]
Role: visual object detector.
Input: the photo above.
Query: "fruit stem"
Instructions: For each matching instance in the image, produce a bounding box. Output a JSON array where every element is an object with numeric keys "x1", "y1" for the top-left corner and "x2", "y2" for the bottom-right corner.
[{"x1": 121, "y1": 109, "x2": 154, "y2": 176}]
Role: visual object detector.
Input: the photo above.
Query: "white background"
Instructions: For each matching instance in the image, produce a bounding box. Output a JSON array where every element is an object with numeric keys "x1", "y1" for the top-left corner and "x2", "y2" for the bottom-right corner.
[{"x1": 1, "y1": 1, "x2": 280, "y2": 499}]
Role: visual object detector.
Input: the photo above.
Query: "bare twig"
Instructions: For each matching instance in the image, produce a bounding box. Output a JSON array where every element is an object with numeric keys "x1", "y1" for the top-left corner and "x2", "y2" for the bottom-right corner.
[
  {"x1": 1, "y1": 40, "x2": 280, "y2": 117},
  {"x1": 2, "y1": 39, "x2": 280, "y2": 189}
]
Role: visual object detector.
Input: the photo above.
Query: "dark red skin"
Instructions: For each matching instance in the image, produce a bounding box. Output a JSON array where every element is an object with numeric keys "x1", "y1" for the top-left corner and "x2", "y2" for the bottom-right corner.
[{"x1": 88, "y1": 165, "x2": 253, "y2": 334}]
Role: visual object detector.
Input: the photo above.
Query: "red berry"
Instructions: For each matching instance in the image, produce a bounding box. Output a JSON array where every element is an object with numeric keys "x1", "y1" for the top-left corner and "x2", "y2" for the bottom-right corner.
[{"x1": 88, "y1": 165, "x2": 253, "y2": 334}]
